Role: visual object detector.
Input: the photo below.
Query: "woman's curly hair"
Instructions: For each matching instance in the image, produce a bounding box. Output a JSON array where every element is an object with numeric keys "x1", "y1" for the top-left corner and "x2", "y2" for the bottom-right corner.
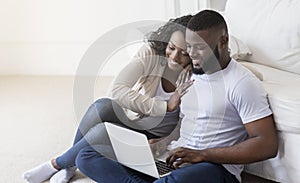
[{"x1": 145, "y1": 15, "x2": 193, "y2": 56}]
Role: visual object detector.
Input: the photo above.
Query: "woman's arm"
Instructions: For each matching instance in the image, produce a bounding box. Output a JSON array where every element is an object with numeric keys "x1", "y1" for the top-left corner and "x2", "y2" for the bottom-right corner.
[{"x1": 111, "y1": 44, "x2": 167, "y2": 116}]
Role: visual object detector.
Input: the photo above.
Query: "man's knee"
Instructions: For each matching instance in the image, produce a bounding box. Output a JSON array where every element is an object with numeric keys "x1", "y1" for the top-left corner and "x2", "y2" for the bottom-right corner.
[
  {"x1": 75, "y1": 145, "x2": 123, "y2": 182},
  {"x1": 75, "y1": 146, "x2": 108, "y2": 175},
  {"x1": 155, "y1": 162, "x2": 225, "y2": 183},
  {"x1": 75, "y1": 146, "x2": 99, "y2": 174}
]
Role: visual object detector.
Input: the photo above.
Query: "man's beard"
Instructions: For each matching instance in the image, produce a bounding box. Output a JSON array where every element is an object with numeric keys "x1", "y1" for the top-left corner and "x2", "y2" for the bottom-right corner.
[
  {"x1": 192, "y1": 46, "x2": 220, "y2": 75},
  {"x1": 192, "y1": 65, "x2": 205, "y2": 75}
]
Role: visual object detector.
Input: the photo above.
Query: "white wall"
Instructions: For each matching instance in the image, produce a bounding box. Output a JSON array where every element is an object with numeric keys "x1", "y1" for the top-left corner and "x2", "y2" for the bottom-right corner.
[
  {"x1": 0, "y1": 0, "x2": 172, "y2": 75},
  {"x1": 175, "y1": 0, "x2": 227, "y2": 16},
  {"x1": 211, "y1": 0, "x2": 227, "y2": 11},
  {"x1": 0, "y1": 0, "x2": 227, "y2": 76}
]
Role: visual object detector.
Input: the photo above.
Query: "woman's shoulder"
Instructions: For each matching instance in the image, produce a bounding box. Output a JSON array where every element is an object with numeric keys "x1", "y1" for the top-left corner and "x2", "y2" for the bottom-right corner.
[
  {"x1": 134, "y1": 43, "x2": 165, "y2": 67},
  {"x1": 135, "y1": 42, "x2": 157, "y2": 58}
]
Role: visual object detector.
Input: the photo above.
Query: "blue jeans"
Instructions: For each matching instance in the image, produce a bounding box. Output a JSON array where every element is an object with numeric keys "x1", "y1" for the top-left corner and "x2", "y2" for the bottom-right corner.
[
  {"x1": 76, "y1": 146, "x2": 239, "y2": 183},
  {"x1": 56, "y1": 98, "x2": 158, "y2": 168}
]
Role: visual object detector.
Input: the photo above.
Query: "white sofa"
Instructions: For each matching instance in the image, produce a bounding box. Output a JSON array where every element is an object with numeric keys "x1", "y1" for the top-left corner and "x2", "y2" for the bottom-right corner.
[{"x1": 223, "y1": 0, "x2": 300, "y2": 182}]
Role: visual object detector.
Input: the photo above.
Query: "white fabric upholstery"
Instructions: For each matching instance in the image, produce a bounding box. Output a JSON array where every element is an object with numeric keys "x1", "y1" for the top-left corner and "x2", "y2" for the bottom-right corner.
[
  {"x1": 223, "y1": 0, "x2": 300, "y2": 182},
  {"x1": 241, "y1": 62, "x2": 300, "y2": 134},
  {"x1": 224, "y1": 0, "x2": 300, "y2": 75},
  {"x1": 229, "y1": 35, "x2": 252, "y2": 61},
  {"x1": 245, "y1": 132, "x2": 300, "y2": 183}
]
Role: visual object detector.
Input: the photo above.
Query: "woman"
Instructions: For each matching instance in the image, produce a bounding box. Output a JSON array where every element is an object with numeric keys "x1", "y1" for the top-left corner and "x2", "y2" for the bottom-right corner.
[{"x1": 23, "y1": 14, "x2": 193, "y2": 183}]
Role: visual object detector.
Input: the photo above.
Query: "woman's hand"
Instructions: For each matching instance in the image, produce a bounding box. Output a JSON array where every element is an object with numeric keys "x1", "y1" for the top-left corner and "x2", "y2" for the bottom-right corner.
[
  {"x1": 167, "y1": 67, "x2": 194, "y2": 112},
  {"x1": 176, "y1": 64, "x2": 192, "y2": 88}
]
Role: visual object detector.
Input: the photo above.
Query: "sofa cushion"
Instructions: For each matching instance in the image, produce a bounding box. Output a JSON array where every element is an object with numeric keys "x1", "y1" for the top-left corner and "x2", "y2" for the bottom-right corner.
[
  {"x1": 229, "y1": 35, "x2": 252, "y2": 61},
  {"x1": 240, "y1": 62, "x2": 263, "y2": 81},
  {"x1": 224, "y1": 0, "x2": 300, "y2": 75},
  {"x1": 241, "y1": 62, "x2": 300, "y2": 134}
]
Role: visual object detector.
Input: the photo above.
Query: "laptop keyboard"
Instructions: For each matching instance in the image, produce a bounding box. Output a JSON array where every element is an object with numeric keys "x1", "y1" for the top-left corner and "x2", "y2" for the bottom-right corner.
[{"x1": 155, "y1": 160, "x2": 175, "y2": 176}]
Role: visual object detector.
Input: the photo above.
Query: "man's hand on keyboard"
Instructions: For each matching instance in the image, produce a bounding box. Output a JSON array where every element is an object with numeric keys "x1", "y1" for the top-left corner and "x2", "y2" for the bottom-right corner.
[{"x1": 166, "y1": 147, "x2": 204, "y2": 168}]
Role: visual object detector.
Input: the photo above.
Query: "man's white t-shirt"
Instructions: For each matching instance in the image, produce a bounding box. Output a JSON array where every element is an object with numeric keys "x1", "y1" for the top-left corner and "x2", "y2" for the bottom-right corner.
[{"x1": 168, "y1": 59, "x2": 272, "y2": 182}]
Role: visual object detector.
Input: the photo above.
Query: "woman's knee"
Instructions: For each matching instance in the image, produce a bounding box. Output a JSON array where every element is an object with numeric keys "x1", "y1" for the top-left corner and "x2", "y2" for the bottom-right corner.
[
  {"x1": 93, "y1": 98, "x2": 126, "y2": 123},
  {"x1": 93, "y1": 98, "x2": 117, "y2": 117},
  {"x1": 94, "y1": 98, "x2": 113, "y2": 106}
]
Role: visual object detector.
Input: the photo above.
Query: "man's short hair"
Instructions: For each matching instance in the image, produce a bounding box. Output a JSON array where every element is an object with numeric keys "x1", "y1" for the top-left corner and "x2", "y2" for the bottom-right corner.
[{"x1": 187, "y1": 10, "x2": 227, "y2": 32}]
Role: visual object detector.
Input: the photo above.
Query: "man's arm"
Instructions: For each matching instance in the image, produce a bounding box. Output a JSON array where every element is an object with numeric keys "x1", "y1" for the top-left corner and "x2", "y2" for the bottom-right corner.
[{"x1": 167, "y1": 115, "x2": 278, "y2": 167}]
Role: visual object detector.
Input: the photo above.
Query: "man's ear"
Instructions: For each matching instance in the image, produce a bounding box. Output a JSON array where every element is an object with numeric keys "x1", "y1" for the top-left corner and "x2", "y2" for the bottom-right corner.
[{"x1": 220, "y1": 34, "x2": 229, "y2": 48}]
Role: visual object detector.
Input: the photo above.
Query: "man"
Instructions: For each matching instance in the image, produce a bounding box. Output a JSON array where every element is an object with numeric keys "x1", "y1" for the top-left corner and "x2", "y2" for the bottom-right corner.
[
  {"x1": 76, "y1": 10, "x2": 277, "y2": 183},
  {"x1": 153, "y1": 10, "x2": 278, "y2": 183}
]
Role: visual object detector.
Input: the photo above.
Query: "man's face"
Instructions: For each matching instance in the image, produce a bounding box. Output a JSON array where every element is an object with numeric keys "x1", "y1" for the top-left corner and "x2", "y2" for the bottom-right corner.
[{"x1": 185, "y1": 29, "x2": 220, "y2": 75}]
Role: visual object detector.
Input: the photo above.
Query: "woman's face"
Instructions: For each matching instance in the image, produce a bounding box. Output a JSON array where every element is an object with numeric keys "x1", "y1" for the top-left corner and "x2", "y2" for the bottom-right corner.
[{"x1": 165, "y1": 30, "x2": 191, "y2": 71}]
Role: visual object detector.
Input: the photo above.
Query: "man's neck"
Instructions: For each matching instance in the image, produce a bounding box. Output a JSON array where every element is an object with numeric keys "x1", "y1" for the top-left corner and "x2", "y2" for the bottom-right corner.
[
  {"x1": 219, "y1": 54, "x2": 231, "y2": 70},
  {"x1": 205, "y1": 54, "x2": 231, "y2": 75}
]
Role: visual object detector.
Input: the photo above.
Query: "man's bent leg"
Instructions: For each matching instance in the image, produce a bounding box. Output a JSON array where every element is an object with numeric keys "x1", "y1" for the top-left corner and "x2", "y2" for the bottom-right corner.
[
  {"x1": 154, "y1": 162, "x2": 239, "y2": 183},
  {"x1": 76, "y1": 145, "x2": 151, "y2": 183}
]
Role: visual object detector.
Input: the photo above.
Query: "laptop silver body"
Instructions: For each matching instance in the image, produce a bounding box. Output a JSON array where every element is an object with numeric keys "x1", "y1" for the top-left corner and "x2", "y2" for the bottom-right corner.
[{"x1": 104, "y1": 122, "x2": 173, "y2": 178}]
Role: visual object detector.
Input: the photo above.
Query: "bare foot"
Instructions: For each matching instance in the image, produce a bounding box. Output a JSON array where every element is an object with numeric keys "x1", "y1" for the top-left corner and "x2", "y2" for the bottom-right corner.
[{"x1": 51, "y1": 159, "x2": 61, "y2": 170}]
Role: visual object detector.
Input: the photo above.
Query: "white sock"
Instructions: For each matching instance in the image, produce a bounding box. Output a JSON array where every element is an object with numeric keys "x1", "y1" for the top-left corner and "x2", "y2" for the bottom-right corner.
[
  {"x1": 23, "y1": 161, "x2": 58, "y2": 183},
  {"x1": 49, "y1": 167, "x2": 76, "y2": 183}
]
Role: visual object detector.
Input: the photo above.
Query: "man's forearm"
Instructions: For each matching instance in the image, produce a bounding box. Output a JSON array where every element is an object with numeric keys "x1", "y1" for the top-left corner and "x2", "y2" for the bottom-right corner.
[{"x1": 201, "y1": 135, "x2": 277, "y2": 164}]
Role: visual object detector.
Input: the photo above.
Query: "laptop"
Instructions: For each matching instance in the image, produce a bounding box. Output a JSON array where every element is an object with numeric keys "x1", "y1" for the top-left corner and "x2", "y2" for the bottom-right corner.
[{"x1": 104, "y1": 122, "x2": 175, "y2": 178}]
